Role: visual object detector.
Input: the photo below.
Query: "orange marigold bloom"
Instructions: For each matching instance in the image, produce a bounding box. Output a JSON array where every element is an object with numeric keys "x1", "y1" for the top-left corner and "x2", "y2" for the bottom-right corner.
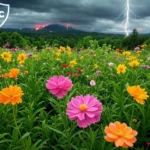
[
  {"x1": 127, "y1": 85, "x2": 149, "y2": 104},
  {"x1": 0, "y1": 73, "x2": 9, "y2": 78},
  {"x1": 0, "y1": 85, "x2": 23, "y2": 105},
  {"x1": 9, "y1": 68, "x2": 20, "y2": 79},
  {"x1": 104, "y1": 121, "x2": 138, "y2": 148}
]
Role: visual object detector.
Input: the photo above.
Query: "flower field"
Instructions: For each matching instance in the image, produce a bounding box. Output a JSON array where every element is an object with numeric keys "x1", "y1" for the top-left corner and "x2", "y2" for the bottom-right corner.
[{"x1": 0, "y1": 44, "x2": 150, "y2": 150}]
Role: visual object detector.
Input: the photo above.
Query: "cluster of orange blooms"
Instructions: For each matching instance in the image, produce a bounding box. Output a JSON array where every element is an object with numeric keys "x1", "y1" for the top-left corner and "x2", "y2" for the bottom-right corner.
[
  {"x1": 0, "y1": 68, "x2": 20, "y2": 79},
  {"x1": 0, "y1": 68, "x2": 28, "y2": 79},
  {"x1": 110, "y1": 47, "x2": 149, "y2": 148},
  {"x1": 104, "y1": 85, "x2": 149, "y2": 148}
]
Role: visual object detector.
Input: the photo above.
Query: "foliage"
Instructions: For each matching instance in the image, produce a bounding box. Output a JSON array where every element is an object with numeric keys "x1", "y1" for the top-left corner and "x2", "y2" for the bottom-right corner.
[{"x1": 0, "y1": 42, "x2": 150, "y2": 150}]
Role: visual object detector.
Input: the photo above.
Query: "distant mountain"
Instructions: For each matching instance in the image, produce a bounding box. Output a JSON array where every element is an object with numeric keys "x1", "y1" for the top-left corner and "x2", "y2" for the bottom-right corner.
[
  {"x1": 0, "y1": 24, "x2": 84, "y2": 33},
  {"x1": 37, "y1": 24, "x2": 84, "y2": 33}
]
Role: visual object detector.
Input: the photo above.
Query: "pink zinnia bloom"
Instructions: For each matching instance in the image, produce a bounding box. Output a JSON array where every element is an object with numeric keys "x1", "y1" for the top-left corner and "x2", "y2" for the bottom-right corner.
[
  {"x1": 46, "y1": 75, "x2": 73, "y2": 99},
  {"x1": 66, "y1": 95, "x2": 103, "y2": 128},
  {"x1": 90, "y1": 80, "x2": 96, "y2": 86},
  {"x1": 134, "y1": 47, "x2": 140, "y2": 51}
]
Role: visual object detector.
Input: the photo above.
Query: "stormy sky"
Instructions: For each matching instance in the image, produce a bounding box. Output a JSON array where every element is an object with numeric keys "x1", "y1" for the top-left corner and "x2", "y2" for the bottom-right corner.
[{"x1": 0, "y1": 0, "x2": 150, "y2": 33}]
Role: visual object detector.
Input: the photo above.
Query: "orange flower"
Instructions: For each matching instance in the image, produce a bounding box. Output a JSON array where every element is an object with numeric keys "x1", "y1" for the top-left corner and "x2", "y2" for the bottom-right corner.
[
  {"x1": 9, "y1": 68, "x2": 20, "y2": 79},
  {"x1": 0, "y1": 85, "x2": 23, "y2": 105},
  {"x1": 0, "y1": 73, "x2": 10, "y2": 78},
  {"x1": 127, "y1": 85, "x2": 149, "y2": 104},
  {"x1": 104, "y1": 121, "x2": 138, "y2": 148}
]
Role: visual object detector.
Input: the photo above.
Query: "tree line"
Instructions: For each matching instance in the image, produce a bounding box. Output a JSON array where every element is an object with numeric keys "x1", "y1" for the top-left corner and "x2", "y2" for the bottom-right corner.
[{"x1": 0, "y1": 29, "x2": 149, "y2": 50}]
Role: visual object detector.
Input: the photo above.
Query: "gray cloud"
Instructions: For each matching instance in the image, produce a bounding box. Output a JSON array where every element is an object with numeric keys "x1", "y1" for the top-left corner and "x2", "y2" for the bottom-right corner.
[{"x1": 0, "y1": 0, "x2": 150, "y2": 33}]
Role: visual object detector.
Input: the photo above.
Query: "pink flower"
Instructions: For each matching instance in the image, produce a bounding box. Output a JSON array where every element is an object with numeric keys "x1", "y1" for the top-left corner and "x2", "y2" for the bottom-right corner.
[
  {"x1": 46, "y1": 75, "x2": 73, "y2": 99},
  {"x1": 66, "y1": 95, "x2": 103, "y2": 128},
  {"x1": 96, "y1": 70, "x2": 102, "y2": 75},
  {"x1": 147, "y1": 142, "x2": 150, "y2": 146},
  {"x1": 90, "y1": 80, "x2": 96, "y2": 86},
  {"x1": 134, "y1": 47, "x2": 140, "y2": 51},
  {"x1": 4, "y1": 42, "x2": 10, "y2": 47}
]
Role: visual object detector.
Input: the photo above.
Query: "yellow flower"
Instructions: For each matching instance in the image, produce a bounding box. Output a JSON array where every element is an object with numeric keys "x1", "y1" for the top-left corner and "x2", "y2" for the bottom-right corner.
[
  {"x1": 67, "y1": 47, "x2": 72, "y2": 56},
  {"x1": 56, "y1": 52, "x2": 61, "y2": 57},
  {"x1": 67, "y1": 46, "x2": 71, "y2": 51},
  {"x1": 60, "y1": 46, "x2": 65, "y2": 51},
  {"x1": 123, "y1": 51, "x2": 131, "y2": 56},
  {"x1": 115, "y1": 51, "x2": 122, "y2": 56},
  {"x1": 117, "y1": 64, "x2": 126, "y2": 74},
  {"x1": 70, "y1": 59, "x2": 77, "y2": 67},
  {"x1": 129, "y1": 60, "x2": 139, "y2": 68},
  {"x1": 1, "y1": 52, "x2": 12, "y2": 62},
  {"x1": 17, "y1": 53, "x2": 27, "y2": 64},
  {"x1": 141, "y1": 44, "x2": 147, "y2": 48},
  {"x1": 127, "y1": 85, "x2": 149, "y2": 104},
  {"x1": 126, "y1": 56, "x2": 137, "y2": 61},
  {"x1": 94, "y1": 64, "x2": 99, "y2": 69},
  {"x1": 67, "y1": 51, "x2": 72, "y2": 56}
]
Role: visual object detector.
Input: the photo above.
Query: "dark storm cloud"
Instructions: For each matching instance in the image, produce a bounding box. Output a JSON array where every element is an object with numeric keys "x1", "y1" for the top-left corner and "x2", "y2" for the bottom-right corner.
[{"x1": 1, "y1": 0, "x2": 150, "y2": 33}]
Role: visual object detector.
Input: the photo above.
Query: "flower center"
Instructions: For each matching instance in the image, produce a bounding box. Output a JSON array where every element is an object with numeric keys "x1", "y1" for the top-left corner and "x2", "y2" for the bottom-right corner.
[
  {"x1": 79, "y1": 104, "x2": 87, "y2": 112},
  {"x1": 4, "y1": 54, "x2": 7, "y2": 58},
  {"x1": 21, "y1": 56, "x2": 24, "y2": 60},
  {"x1": 119, "y1": 68, "x2": 123, "y2": 71},
  {"x1": 117, "y1": 130, "x2": 123, "y2": 136}
]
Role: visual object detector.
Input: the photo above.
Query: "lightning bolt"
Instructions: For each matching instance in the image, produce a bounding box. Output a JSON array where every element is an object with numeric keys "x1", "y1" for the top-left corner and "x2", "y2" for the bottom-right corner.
[
  {"x1": 114, "y1": 0, "x2": 141, "y2": 36},
  {"x1": 125, "y1": 0, "x2": 130, "y2": 37}
]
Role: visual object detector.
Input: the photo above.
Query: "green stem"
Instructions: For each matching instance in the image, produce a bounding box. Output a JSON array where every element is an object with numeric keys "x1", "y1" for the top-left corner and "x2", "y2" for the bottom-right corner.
[
  {"x1": 82, "y1": 129, "x2": 85, "y2": 150},
  {"x1": 129, "y1": 104, "x2": 134, "y2": 127},
  {"x1": 12, "y1": 106, "x2": 26, "y2": 149}
]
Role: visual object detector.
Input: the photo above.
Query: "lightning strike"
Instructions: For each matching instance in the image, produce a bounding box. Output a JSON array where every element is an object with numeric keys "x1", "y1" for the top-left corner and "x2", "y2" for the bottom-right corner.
[{"x1": 125, "y1": 0, "x2": 130, "y2": 37}]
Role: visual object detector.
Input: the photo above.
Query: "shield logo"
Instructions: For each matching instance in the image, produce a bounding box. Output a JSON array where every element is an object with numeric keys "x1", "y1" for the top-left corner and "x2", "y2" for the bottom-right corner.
[{"x1": 0, "y1": 3, "x2": 10, "y2": 28}]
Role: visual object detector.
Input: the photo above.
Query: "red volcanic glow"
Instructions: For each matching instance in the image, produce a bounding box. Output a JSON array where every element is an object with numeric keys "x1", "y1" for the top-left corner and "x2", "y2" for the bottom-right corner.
[
  {"x1": 35, "y1": 24, "x2": 49, "y2": 30},
  {"x1": 65, "y1": 23, "x2": 72, "y2": 30}
]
